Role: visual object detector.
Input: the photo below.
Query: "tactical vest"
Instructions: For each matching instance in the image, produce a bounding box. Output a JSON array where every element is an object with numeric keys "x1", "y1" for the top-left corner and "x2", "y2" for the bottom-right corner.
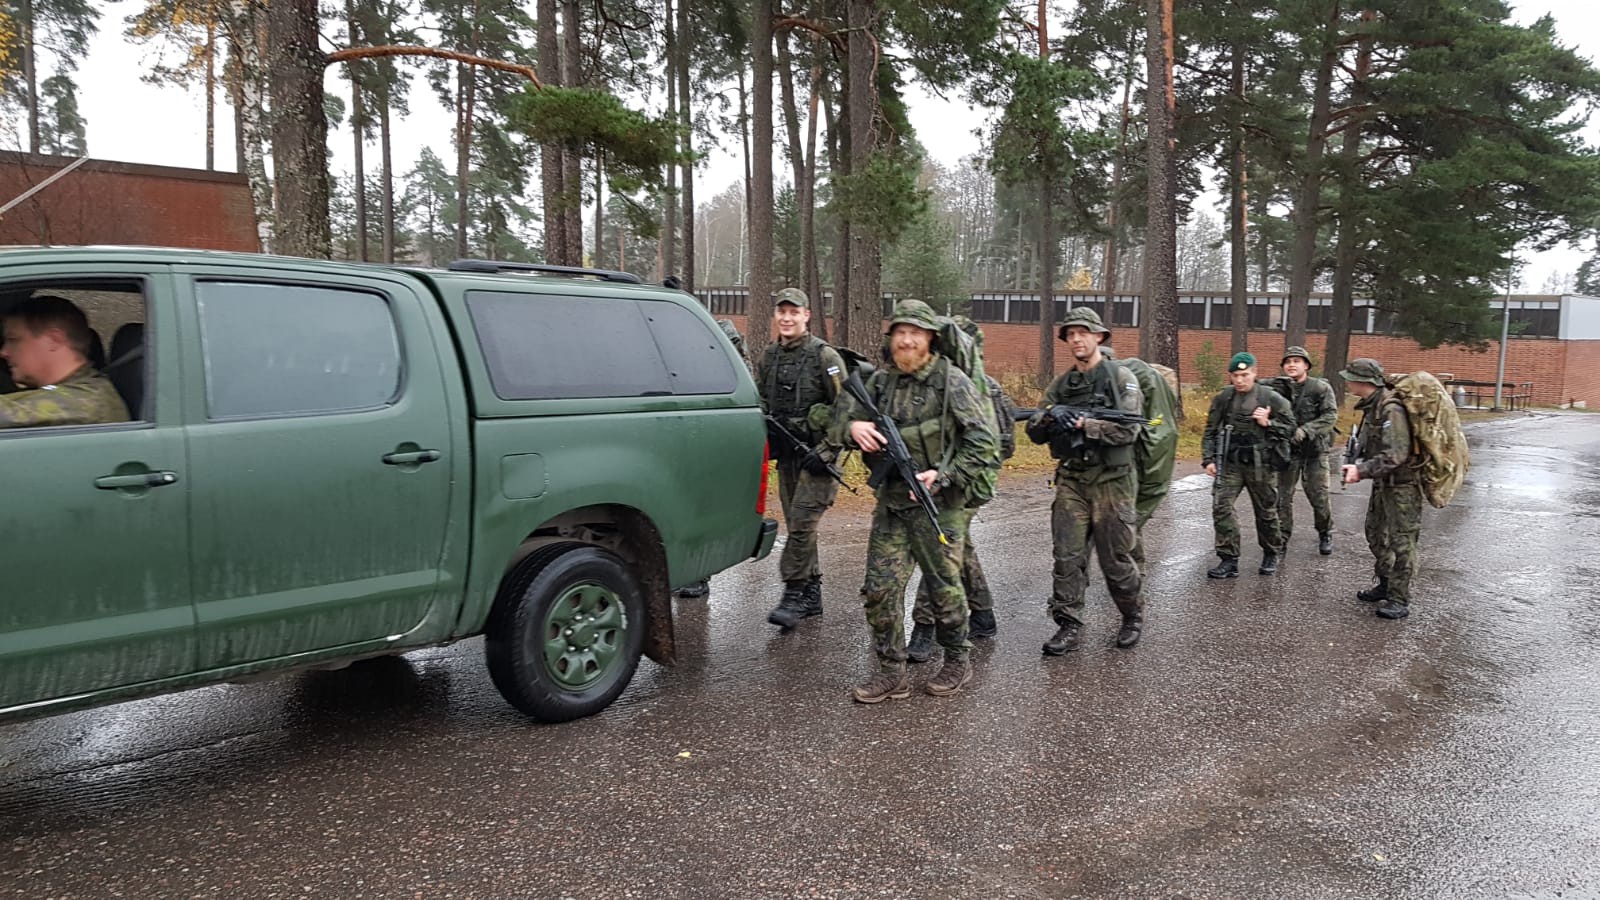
[
  {"x1": 1221, "y1": 384, "x2": 1274, "y2": 449},
  {"x1": 760, "y1": 335, "x2": 832, "y2": 427},
  {"x1": 874, "y1": 357, "x2": 953, "y2": 475},
  {"x1": 1286, "y1": 377, "x2": 1333, "y2": 454},
  {"x1": 1049, "y1": 361, "x2": 1134, "y2": 470}
]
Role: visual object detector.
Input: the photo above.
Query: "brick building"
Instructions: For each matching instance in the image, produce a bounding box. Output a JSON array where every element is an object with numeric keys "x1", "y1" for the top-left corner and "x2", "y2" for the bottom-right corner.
[
  {"x1": 701, "y1": 288, "x2": 1600, "y2": 408},
  {"x1": 1, "y1": 151, "x2": 257, "y2": 252}
]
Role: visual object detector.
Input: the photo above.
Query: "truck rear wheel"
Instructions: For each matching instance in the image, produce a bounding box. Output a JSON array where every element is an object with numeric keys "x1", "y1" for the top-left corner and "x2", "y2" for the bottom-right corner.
[{"x1": 486, "y1": 545, "x2": 646, "y2": 722}]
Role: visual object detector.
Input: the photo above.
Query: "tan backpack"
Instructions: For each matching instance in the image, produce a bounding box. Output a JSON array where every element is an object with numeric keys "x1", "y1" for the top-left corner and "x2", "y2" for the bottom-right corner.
[{"x1": 1386, "y1": 371, "x2": 1470, "y2": 508}]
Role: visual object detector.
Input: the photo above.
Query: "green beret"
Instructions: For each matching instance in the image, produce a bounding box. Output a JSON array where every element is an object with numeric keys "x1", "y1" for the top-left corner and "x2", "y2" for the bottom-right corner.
[{"x1": 1229, "y1": 352, "x2": 1256, "y2": 373}]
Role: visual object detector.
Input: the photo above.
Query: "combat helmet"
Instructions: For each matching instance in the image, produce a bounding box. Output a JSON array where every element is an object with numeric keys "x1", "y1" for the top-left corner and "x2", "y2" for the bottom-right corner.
[{"x1": 1057, "y1": 306, "x2": 1111, "y2": 343}]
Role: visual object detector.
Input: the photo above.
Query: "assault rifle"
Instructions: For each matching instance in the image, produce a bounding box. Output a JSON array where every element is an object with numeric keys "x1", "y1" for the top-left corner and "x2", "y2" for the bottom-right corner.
[
  {"x1": 1216, "y1": 424, "x2": 1234, "y2": 480},
  {"x1": 840, "y1": 368, "x2": 950, "y2": 545},
  {"x1": 763, "y1": 414, "x2": 854, "y2": 493},
  {"x1": 1021, "y1": 405, "x2": 1162, "y2": 455},
  {"x1": 1341, "y1": 423, "x2": 1361, "y2": 492}
]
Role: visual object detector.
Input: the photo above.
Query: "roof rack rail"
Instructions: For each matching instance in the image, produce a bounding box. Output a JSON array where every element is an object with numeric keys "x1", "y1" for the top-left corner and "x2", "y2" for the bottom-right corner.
[{"x1": 447, "y1": 259, "x2": 643, "y2": 284}]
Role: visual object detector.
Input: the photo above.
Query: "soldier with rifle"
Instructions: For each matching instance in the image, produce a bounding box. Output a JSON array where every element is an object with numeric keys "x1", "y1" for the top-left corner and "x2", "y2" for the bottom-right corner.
[
  {"x1": 1202, "y1": 352, "x2": 1296, "y2": 579},
  {"x1": 756, "y1": 288, "x2": 848, "y2": 630},
  {"x1": 838, "y1": 299, "x2": 998, "y2": 703},
  {"x1": 1025, "y1": 307, "x2": 1149, "y2": 654}
]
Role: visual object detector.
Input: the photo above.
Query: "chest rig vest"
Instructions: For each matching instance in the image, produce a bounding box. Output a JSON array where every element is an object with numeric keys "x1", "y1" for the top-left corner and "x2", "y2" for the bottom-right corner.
[
  {"x1": 1050, "y1": 362, "x2": 1134, "y2": 470},
  {"x1": 760, "y1": 335, "x2": 831, "y2": 434}
]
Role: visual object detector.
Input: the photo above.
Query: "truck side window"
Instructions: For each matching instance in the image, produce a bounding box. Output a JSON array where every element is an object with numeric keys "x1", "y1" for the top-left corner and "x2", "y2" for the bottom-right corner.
[
  {"x1": 196, "y1": 281, "x2": 401, "y2": 419},
  {"x1": 467, "y1": 291, "x2": 736, "y2": 400},
  {"x1": 0, "y1": 280, "x2": 149, "y2": 427}
]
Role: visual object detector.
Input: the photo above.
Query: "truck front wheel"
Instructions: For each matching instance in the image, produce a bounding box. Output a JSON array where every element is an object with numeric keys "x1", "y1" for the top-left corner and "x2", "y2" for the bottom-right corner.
[{"x1": 486, "y1": 545, "x2": 646, "y2": 722}]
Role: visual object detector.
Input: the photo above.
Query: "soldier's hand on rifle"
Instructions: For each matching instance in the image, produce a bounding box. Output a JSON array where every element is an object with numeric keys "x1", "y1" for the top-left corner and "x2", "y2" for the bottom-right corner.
[
  {"x1": 1341, "y1": 464, "x2": 1361, "y2": 485},
  {"x1": 1293, "y1": 427, "x2": 1307, "y2": 443},
  {"x1": 849, "y1": 420, "x2": 886, "y2": 452},
  {"x1": 911, "y1": 468, "x2": 940, "y2": 501},
  {"x1": 1205, "y1": 462, "x2": 1217, "y2": 478},
  {"x1": 1252, "y1": 406, "x2": 1271, "y2": 427}
]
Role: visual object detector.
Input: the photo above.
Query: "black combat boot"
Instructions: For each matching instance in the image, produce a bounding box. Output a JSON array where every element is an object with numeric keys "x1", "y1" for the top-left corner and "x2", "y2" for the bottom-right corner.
[
  {"x1": 1258, "y1": 552, "x2": 1281, "y2": 575},
  {"x1": 968, "y1": 608, "x2": 998, "y2": 640},
  {"x1": 1207, "y1": 556, "x2": 1240, "y2": 579},
  {"x1": 674, "y1": 580, "x2": 710, "y2": 598},
  {"x1": 1042, "y1": 622, "x2": 1081, "y2": 656},
  {"x1": 1375, "y1": 599, "x2": 1410, "y2": 620},
  {"x1": 800, "y1": 575, "x2": 824, "y2": 618},
  {"x1": 1318, "y1": 533, "x2": 1333, "y2": 556},
  {"x1": 906, "y1": 623, "x2": 938, "y2": 663},
  {"x1": 766, "y1": 581, "x2": 808, "y2": 629},
  {"x1": 1356, "y1": 579, "x2": 1389, "y2": 603},
  {"x1": 1115, "y1": 618, "x2": 1142, "y2": 649}
]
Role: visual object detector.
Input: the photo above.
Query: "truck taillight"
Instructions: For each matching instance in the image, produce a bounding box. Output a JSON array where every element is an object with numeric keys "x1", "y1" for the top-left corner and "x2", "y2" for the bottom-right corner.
[{"x1": 757, "y1": 441, "x2": 770, "y2": 515}]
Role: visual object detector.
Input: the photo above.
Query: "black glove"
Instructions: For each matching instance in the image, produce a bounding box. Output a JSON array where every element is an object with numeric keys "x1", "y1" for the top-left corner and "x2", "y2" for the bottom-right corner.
[{"x1": 801, "y1": 451, "x2": 834, "y2": 477}]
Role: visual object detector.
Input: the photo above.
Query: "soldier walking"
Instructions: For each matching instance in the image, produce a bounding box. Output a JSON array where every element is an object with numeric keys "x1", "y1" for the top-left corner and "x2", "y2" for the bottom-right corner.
[
  {"x1": 841, "y1": 300, "x2": 997, "y2": 702},
  {"x1": 1274, "y1": 346, "x2": 1340, "y2": 555},
  {"x1": 1025, "y1": 307, "x2": 1146, "y2": 654},
  {"x1": 1203, "y1": 352, "x2": 1296, "y2": 578},
  {"x1": 1339, "y1": 358, "x2": 1422, "y2": 620},
  {"x1": 757, "y1": 288, "x2": 847, "y2": 629}
]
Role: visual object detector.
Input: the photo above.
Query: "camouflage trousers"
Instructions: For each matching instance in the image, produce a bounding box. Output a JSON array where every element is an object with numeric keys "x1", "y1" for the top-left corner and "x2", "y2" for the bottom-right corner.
[
  {"x1": 1277, "y1": 451, "x2": 1333, "y2": 540},
  {"x1": 1213, "y1": 458, "x2": 1284, "y2": 558},
  {"x1": 912, "y1": 526, "x2": 990, "y2": 625},
  {"x1": 777, "y1": 458, "x2": 839, "y2": 583},
  {"x1": 861, "y1": 504, "x2": 972, "y2": 672},
  {"x1": 1051, "y1": 468, "x2": 1143, "y2": 626},
  {"x1": 1365, "y1": 480, "x2": 1424, "y2": 604}
]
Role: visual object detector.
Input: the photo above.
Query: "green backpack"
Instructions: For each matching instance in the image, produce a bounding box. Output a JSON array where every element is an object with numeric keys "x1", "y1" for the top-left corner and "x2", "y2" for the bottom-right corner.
[
  {"x1": 936, "y1": 315, "x2": 1001, "y2": 507},
  {"x1": 1386, "y1": 372, "x2": 1470, "y2": 508}
]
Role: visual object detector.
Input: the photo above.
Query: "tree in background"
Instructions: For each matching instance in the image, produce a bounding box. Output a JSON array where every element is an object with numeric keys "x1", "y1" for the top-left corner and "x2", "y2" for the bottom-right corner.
[
  {"x1": 37, "y1": 71, "x2": 83, "y2": 153},
  {"x1": 0, "y1": 0, "x2": 98, "y2": 154},
  {"x1": 884, "y1": 207, "x2": 965, "y2": 314}
]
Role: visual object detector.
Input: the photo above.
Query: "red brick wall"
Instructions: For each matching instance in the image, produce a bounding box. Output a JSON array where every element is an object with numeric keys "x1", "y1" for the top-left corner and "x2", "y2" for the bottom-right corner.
[
  {"x1": 1558, "y1": 341, "x2": 1600, "y2": 408},
  {"x1": 1, "y1": 152, "x2": 257, "y2": 252}
]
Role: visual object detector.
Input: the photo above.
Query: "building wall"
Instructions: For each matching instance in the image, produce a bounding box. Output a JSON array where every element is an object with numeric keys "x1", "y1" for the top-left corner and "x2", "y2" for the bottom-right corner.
[
  {"x1": 1558, "y1": 341, "x2": 1600, "y2": 408},
  {"x1": 1561, "y1": 296, "x2": 1600, "y2": 341},
  {"x1": 1, "y1": 152, "x2": 257, "y2": 252}
]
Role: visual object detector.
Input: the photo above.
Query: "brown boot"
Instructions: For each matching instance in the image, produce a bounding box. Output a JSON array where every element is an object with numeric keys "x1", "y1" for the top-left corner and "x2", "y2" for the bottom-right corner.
[
  {"x1": 851, "y1": 669, "x2": 911, "y2": 704},
  {"x1": 925, "y1": 658, "x2": 973, "y2": 697}
]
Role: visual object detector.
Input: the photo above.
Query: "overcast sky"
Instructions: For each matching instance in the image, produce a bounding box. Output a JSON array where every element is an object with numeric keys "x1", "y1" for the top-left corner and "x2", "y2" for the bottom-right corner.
[{"x1": 16, "y1": 0, "x2": 1600, "y2": 287}]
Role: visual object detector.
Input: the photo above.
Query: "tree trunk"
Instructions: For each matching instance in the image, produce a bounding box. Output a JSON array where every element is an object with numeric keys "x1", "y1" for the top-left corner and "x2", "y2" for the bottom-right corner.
[
  {"x1": 1229, "y1": 40, "x2": 1248, "y2": 354},
  {"x1": 380, "y1": 81, "x2": 395, "y2": 263},
  {"x1": 659, "y1": 0, "x2": 677, "y2": 281},
  {"x1": 348, "y1": 0, "x2": 368, "y2": 262},
  {"x1": 1103, "y1": 62, "x2": 1132, "y2": 294},
  {"x1": 1284, "y1": 0, "x2": 1342, "y2": 349},
  {"x1": 229, "y1": 0, "x2": 273, "y2": 252},
  {"x1": 537, "y1": 0, "x2": 566, "y2": 265},
  {"x1": 803, "y1": 64, "x2": 825, "y2": 339},
  {"x1": 677, "y1": 0, "x2": 695, "y2": 290},
  {"x1": 267, "y1": 0, "x2": 330, "y2": 259},
  {"x1": 746, "y1": 0, "x2": 775, "y2": 358},
  {"x1": 825, "y1": 81, "x2": 850, "y2": 344},
  {"x1": 22, "y1": 0, "x2": 38, "y2": 153},
  {"x1": 1036, "y1": 0, "x2": 1054, "y2": 384},
  {"x1": 1140, "y1": 0, "x2": 1179, "y2": 372},
  {"x1": 844, "y1": 0, "x2": 881, "y2": 357},
  {"x1": 1325, "y1": 11, "x2": 1373, "y2": 401},
  {"x1": 561, "y1": 0, "x2": 584, "y2": 265},
  {"x1": 593, "y1": 153, "x2": 606, "y2": 269},
  {"x1": 206, "y1": 21, "x2": 216, "y2": 170}
]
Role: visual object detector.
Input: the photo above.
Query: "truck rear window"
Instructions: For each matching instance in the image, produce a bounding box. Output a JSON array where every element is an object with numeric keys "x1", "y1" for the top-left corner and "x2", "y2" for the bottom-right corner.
[{"x1": 466, "y1": 291, "x2": 737, "y2": 400}]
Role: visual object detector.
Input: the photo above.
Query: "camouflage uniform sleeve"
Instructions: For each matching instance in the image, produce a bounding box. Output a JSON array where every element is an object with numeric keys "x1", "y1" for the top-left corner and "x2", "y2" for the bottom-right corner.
[
  {"x1": 1082, "y1": 362, "x2": 1142, "y2": 446},
  {"x1": 1306, "y1": 380, "x2": 1339, "y2": 443},
  {"x1": 1358, "y1": 401, "x2": 1412, "y2": 481},
  {"x1": 805, "y1": 345, "x2": 848, "y2": 438},
  {"x1": 1266, "y1": 389, "x2": 1297, "y2": 440},
  {"x1": 833, "y1": 369, "x2": 880, "y2": 448},
  {"x1": 1201, "y1": 391, "x2": 1227, "y2": 464},
  {"x1": 0, "y1": 382, "x2": 128, "y2": 429},
  {"x1": 940, "y1": 368, "x2": 999, "y2": 491}
]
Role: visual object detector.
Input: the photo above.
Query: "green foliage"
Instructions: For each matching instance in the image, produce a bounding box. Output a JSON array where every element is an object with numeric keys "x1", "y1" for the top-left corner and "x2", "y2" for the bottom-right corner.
[
  {"x1": 1194, "y1": 340, "x2": 1225, "y2": 393},
  {"x1": 37, "y1": 73, "x2": 84, "y2": 154},
  {"x1": 774, "y1": 183, "x2": 801, "y2": 287},
  {"x1": 831, "y1": 151, "x2": 927, "y2": 242},
  {"x1": 884, "y1": 208, "x2": 966, "y2": 314},
  {"x1": 402, "y1": 147, "x2": 459, "y2": 265},
  {"x1": 1577, "y1": 251, "x2": 1600, "y2": 296},
  {"x1": 1, "y1": 0, "x2": 99, "y2": 137}
]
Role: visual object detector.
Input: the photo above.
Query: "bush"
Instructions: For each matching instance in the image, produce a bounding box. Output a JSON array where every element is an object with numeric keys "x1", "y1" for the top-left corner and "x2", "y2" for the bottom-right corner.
[{"x1": 1194, "y1": 340, "x2": 1226, "y2": 393}]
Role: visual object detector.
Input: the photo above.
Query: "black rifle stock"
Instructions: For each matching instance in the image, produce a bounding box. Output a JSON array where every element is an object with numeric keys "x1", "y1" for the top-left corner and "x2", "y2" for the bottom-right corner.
[
  {"x1": 1217, "y1": 424, "x2": 1234, "y2": 480},
  {"x1": 763, "y1": 415, "x2": 854, "y2": 493},
  {"x1": 840, "y1": 369, "x2": 950, "y2": 545},
  {"x1": 1341, "y1": 423, "x2": 1361, "y2": 491}
]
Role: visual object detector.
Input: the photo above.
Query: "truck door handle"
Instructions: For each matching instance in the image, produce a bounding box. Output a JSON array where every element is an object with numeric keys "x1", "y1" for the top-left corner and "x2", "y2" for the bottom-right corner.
[
  {"x1": 382, "y1": 449, "x2": 442, "y2": 466},
  {"x1": 95, "y1": 471, "x2": 180, "y2": 490}
]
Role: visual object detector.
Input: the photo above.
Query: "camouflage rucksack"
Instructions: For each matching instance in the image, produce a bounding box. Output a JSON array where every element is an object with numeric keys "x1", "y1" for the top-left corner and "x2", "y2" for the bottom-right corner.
[
  {"x1": 935, "y1": 315, "x2": 1002, "y2": 506},
  {"x1": 1386, "y1": 371, "x2": 1469, "y2": 508}
]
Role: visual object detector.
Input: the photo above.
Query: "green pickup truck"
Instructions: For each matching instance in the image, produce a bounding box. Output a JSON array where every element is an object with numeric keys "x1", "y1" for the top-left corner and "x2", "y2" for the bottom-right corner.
[{"x1": 0, "y1": 248, "x2": 777, "y2": 723}]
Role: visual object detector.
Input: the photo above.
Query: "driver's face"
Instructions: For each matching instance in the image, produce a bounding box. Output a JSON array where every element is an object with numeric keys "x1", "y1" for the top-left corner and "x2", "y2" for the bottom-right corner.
[{"x1": 0, "y1": 318, "x2": 56, "y2": 388}]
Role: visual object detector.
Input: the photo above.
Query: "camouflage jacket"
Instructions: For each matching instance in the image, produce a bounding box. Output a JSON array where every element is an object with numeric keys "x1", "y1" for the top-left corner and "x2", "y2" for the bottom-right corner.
[
  {"x1": 1274, "y1": 375, "x2": 1339, "y2": 455},
  {"x1": 0, "y1": 365, "x2": 131, "y2": 429},
  {"x1": 841, "y1": 354, "x2": 999, "y2": 511},
  {"x1": 756, "y1": 333, "x2": 845, "y2": 441},
  {"x1": 1202, "y1": 383, "x2": 1296, "y2": 465},
  {"x1": 1354, "y1": 386, "x2": 1416, "y2": 484}
]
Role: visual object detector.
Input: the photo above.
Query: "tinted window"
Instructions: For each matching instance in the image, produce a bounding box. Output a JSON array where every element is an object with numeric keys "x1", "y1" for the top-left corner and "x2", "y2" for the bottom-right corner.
[
  {"x1": 467, "y1": 291, "x2": 737, "y2": 400},
  {"x1": 196, "y1": 281, "x2": 401, "y2": 419}
]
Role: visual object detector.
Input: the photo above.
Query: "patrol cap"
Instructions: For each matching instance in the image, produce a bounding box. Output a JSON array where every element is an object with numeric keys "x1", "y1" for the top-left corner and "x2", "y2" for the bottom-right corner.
[
  {"x1": 774, "y1": 287, "x2": 809, "y2": 309},
  {"x1": 885, "y1": 298, "x2": 941, "y2": 334},
  {"x1": 1229, "y1": 351, "x2": 1257, "y2": 372},
  {"x1": 1282, "y1": 345, "x2": 1312, "y2": 366},
  {"x1": 1339, "y1": 357, "x2": 1386, "y2": 386},
  {"x1": 1057, "y1": 306, "x2": 1111, "y2": 343}
]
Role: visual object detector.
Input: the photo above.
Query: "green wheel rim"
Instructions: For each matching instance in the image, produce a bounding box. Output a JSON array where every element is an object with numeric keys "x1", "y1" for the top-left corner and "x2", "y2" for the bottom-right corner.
[{"x1": 541, "y1": 582, "x2": 626, "y2": 690}]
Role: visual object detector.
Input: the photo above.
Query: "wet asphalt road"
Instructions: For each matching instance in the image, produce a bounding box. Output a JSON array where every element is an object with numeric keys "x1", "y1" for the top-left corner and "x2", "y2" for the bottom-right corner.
[{"x1": 4, "y1": 413, "x2": 1600, "y2": 899}]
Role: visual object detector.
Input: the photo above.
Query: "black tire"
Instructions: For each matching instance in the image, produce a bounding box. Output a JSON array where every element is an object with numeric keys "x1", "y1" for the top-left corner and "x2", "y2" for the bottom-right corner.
[{"x1": 485, "y1": 544, "x2": 647, "y2": 723}]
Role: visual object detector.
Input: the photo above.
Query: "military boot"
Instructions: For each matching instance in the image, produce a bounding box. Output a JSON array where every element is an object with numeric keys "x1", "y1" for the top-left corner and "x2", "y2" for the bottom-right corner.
[
  {"x1": 906, "y1": 623, "x2": 938, "y2": 663},
  {"x1": 1115, "y1": 618, "x2": 1142, "y2": 649},
  {"x1": 1207, "y1": 556, "x2": 1240, "y2": 579},
  {"x1": 851, "y1": 668, "x2": 911, "y2": 704},
  {"x1": 1357, "y1": 579, "x2": 1389, "y2": 603},
  {"x1": 925, "y1": 657, "x2": 973, "y2": 697},
  {"x1": 766, "y1": 581, "x2": 809, "y2": 629},
  {"x1": 800, "y1": 575, "x2": 824, "y2": 618},
  {"x1": 1318, "y1": 533, "x2": 1333, "y2": 556},
  {"x1": 968, "y1": 609, "x2": 998, "y2": 640},
  {"x1": 1258, "y1": 552, "x2": 1281, "y2": 575},
  {"x1": 1042, "y1": 622, "x2": 1081, "y2": 656},
  {"x1": 674, "y1": 580, "x2": 710, "y2": 599},
  {"x1": 1375, "y1": 599, "x2": 1410, "y2": 620}
]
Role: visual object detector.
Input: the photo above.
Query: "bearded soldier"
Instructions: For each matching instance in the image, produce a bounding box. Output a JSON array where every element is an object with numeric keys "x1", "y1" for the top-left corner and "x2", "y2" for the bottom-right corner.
[
  {"x1": 1274, "y1": 346, "x2": 1339, "y2": 555},
  {"x1": 841, "y1": 299, "x2": 997, "y2": 702},
  {"x1": 1202, "y1": 352, "x2": 1296, "y2": 578},
  {"x1": 756, "y1": 288, "x2": 847, "y2": 629}
]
